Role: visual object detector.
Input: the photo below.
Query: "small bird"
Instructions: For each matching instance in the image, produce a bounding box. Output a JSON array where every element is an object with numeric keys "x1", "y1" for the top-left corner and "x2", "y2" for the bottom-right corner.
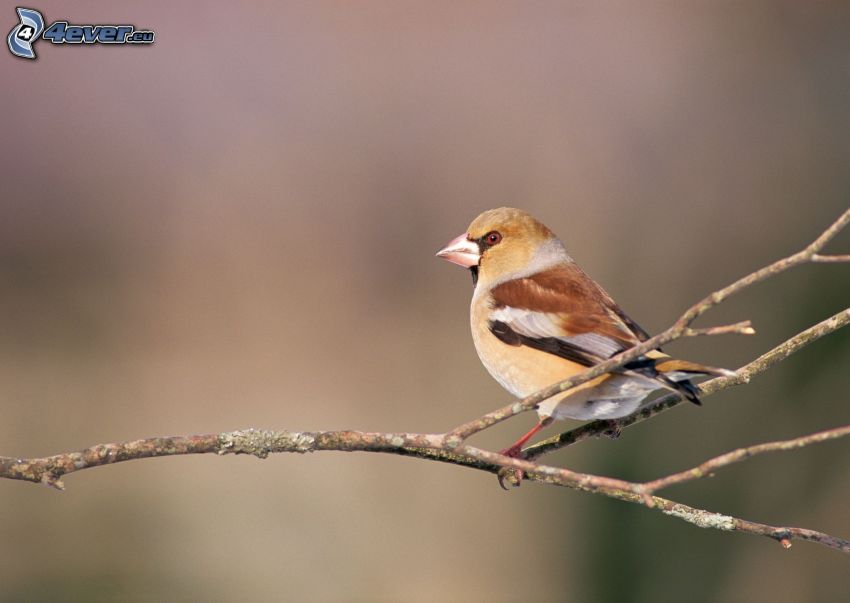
[{"x1": 436, "y1": 207, "x2": 732, "y2": 464}]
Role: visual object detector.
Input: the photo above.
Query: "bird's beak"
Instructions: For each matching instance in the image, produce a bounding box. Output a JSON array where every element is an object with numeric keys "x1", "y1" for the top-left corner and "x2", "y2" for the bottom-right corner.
[{"x1": 436, "y1": 233, "x2": 481, "y2": 268}]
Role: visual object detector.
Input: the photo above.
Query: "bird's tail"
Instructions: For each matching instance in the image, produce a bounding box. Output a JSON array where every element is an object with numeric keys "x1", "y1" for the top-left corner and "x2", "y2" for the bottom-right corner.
[
  {"x1": 625, "y1": 353, "x2": 736, "y2": 406},
  {"x1": 653, "y1": 358, "x2": 736, "y2": 379}
]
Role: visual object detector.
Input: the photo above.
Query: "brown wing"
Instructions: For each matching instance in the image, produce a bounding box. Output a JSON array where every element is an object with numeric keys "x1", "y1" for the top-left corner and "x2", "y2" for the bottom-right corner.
[
  {"x1": 489, "y1": 263, "x2": 648, "y2": 357},
  {"x1": 488, "y1": 264, "x2": 707, "y2": 404}
]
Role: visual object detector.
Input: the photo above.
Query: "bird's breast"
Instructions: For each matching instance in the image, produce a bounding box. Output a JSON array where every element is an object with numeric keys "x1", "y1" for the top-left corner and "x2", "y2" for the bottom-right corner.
[{"x1": 470, "y1": 291, "x2": 586, "y2": 399}]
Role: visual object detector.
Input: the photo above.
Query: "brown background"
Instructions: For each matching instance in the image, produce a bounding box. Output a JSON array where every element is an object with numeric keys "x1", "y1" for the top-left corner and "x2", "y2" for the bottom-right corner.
[{"x1": 1, "y1": 1, "x2": 849, "y2": 601}]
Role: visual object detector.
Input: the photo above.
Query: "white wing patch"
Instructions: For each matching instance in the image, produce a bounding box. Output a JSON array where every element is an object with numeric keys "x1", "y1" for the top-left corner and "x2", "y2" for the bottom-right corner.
[
  {"x1": 490, "y1": 306, "x2": 625, "y2": 358},
  {"x1": 565, "y1": 332, "x2": 624, "y2": 358}
]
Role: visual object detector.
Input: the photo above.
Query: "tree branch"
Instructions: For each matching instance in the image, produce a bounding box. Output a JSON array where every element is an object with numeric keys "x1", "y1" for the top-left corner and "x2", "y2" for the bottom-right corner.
[
  {"x1": 0, "y1": 431, "x2": 447, "y2": 490},
  {"x1": 1, "y1": 207, "x2": 849, "y2": 554},
  {"x1": 4, "y1": 423, "x2": 848, "y2": 552}
]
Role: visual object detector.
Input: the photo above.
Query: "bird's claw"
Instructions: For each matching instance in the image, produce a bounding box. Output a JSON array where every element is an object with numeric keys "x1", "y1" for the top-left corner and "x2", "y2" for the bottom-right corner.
[
  {"x1": 497, "y1": 445, "x2": 525, "y2": 489},
  {"x1": 497, "y1": 466, "x2": 524, "y2": 489}
]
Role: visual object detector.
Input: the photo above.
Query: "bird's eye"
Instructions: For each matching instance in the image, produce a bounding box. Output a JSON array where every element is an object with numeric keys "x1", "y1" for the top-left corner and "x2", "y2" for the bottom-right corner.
[{"x1": 485, "y1": 231, "x2": 502, "y2": 246}]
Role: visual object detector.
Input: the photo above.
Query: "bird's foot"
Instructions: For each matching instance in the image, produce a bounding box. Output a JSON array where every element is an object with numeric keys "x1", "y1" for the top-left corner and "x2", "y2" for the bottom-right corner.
[
  {"x1": 496, "y1": 445, "x2": 525, "y2": 490},
  {"x1": 494, "y1": 418, "x2": 554, "y2": 489}
]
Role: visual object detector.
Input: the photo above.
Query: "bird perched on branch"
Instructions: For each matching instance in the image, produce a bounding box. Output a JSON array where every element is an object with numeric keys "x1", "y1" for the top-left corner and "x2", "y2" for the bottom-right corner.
[{"x1": 436, "y1": 207, "x2": 732, "y2": 466}]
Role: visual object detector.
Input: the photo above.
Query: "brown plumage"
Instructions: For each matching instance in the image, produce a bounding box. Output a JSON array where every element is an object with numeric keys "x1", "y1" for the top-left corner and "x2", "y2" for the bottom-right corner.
[{"x1": 490, "y1": 264, "x2": 645, "y2": 349}]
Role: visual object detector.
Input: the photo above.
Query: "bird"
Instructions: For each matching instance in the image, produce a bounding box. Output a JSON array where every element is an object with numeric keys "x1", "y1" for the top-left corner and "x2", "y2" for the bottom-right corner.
[{"x1": 436, "y1": 207, "x2": 733, "y2": 470}]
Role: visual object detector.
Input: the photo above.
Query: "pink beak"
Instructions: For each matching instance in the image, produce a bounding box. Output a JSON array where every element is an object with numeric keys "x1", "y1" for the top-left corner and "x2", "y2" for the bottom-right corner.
[{"x1": 436, "y1": 233, "x2": 481, "y2": 268}]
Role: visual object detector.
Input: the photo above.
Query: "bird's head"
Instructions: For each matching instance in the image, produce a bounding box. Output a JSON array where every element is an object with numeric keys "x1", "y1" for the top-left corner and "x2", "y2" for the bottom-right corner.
[{"x1": 436, "y1": 207, "x2": 568, "y2": 288}]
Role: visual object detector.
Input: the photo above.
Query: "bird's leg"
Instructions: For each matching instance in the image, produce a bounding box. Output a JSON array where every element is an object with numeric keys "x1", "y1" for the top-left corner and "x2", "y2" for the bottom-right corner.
[
  {"x1": 497, "y1": 416, "x2": 554, "y2": 489},
  {"x1": 498, "y1": 416, "x2": 554, "y2": 458}
]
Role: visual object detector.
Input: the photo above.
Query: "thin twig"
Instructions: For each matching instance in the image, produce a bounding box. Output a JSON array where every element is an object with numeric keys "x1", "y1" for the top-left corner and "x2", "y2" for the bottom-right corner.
[
  {"x1": 641, "y1": 424, "x2": 850, "y2": 493},
  {"x1": 684, "y1": 320, "x2": 755, "y2": 337},
  {"x1": 811, "y1": 254, "x2": 850, "y2": 263}
]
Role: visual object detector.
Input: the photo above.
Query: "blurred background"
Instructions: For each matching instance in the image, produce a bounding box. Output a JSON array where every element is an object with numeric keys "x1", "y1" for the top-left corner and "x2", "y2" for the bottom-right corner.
[{"x1": 1, "y1": 1, "x2": 849, "y2": 601}]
